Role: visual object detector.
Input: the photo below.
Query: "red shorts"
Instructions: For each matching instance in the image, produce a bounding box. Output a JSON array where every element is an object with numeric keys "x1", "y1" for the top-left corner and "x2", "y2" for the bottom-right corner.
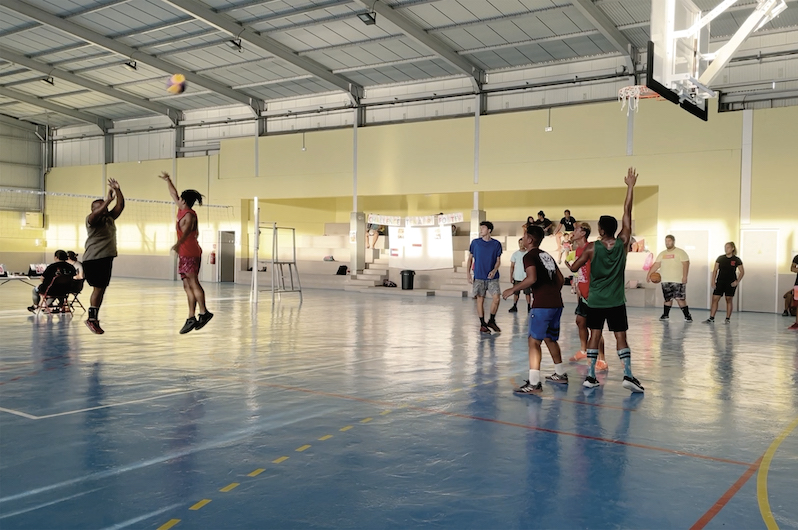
[{"x1": 178, "y1": 256, "x2": 201, "y2": 279}]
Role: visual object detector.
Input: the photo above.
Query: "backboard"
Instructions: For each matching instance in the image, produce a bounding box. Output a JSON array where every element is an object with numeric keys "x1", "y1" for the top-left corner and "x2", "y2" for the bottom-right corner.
[{"x1": 647, "y1": 0, "x2": 712, "y2": 120}]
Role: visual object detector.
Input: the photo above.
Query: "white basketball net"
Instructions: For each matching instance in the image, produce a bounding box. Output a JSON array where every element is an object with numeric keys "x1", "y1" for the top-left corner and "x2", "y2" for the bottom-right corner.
[{"x1": 618, "y1": 85, "x2": 658, "y2": 115}]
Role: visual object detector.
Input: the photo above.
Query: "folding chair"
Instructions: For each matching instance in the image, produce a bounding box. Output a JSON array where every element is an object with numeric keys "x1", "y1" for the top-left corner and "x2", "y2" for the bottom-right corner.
[
  {"x1": 66, "y1": 279, "x2": 86, "y2": 313},
  {"x1": 34, "y1": 275, "x2": 74, "y2": 315}
]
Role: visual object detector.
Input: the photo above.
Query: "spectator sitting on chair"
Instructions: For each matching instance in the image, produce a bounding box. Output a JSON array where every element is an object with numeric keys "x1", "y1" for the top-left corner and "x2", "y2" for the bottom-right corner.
[
  {"x1": 521, "y1": 216, "x2": 535, "y2": 235},
  {"x1": 533, "y1": 211, "x2": 554, "y2": 236},
  {"x1": 67, "y1": 251, "x2": 84, "y2": 280},
  {"x1": 366, "y1": 223, "x2": 381, "y2": 249},
  {"x1": 27, "y1": 250, "x2": 76, "y2": 312}
]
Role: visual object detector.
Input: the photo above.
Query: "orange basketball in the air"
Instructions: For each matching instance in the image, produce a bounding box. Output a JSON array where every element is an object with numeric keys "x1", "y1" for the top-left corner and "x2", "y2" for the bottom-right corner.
[{"x1": 650, "y1": 272, "x2": 662, "y2": 283}]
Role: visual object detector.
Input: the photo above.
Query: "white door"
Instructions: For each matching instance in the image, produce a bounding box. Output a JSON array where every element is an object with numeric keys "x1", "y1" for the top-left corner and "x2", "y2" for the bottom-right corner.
[
  {"x1": 739, "y1": 229, "x2": 779, "y2": 313},
  {"x1": 667, "y1": 230, "x2": 711, "y2": 310}
]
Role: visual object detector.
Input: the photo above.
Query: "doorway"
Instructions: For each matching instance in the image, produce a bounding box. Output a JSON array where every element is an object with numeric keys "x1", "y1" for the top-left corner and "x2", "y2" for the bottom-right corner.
[
  {"x1": 739, "y1": 229, "x2": 778, "y2": 313},
  {"x1": 219, "y1": 231, "x2": 235, "y2": 282}
]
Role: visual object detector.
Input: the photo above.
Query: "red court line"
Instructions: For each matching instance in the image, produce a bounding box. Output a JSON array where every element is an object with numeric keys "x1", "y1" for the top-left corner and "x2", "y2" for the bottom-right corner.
[
  {"x1": 689, "y1": 457, "x2": 762, "y2": 530},
  {"x1": 256, "y1": 381, "x2": 752, "y2": 467}
]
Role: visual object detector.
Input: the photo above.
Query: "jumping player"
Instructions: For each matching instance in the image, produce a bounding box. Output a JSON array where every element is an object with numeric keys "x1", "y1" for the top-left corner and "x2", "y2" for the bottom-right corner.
[
  {"x1": 83, "y1": 178, "x2": 125, "y2": 334},
  {"x1": 159, "y1": 172, "x2": 213, "y2": 334},
  {"x1": 503, "y1": 224, "x2": 566, "y2": 394},
  {"x1": 567, "y1": 168, "x2": 644, "y2": 393}
]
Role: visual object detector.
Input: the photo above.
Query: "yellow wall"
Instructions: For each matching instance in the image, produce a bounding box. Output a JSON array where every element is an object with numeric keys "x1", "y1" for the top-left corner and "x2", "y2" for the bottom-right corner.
[{"x1": 35, "y1": 101, "x2": 798, "y2": 276}]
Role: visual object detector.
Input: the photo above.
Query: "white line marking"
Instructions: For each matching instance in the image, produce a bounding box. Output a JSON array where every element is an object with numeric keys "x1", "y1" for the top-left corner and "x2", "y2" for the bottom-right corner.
[
  {"x1": 0, "y1": 356, "x2": 383, "y2": 420},
  {"x1": 99, "y1": 503, "x2": 183, "y2": 530},
  {"x1": 0, "y1": 488, "x2": 102, "y2": 519}
]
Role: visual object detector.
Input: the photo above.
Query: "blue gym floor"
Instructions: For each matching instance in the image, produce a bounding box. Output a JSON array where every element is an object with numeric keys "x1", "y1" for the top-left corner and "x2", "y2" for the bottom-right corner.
[{"x1": 1, "y1": 279, "x2": 796, "y2": 529}]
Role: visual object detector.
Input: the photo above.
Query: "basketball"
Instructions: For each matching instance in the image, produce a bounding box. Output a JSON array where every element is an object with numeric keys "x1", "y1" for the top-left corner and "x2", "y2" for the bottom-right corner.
[
  {"x1": 650, "y1": 272, "x2": 662, "y2": 283},
  {"x1": 167, "y1": 74, "x2": 187, "y2": 95}
]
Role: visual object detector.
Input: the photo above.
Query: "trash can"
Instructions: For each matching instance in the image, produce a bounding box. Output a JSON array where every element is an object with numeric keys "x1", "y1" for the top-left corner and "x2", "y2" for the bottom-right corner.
[{"x1": 400, "y1": 270, "x2": 415, "y2": 290}]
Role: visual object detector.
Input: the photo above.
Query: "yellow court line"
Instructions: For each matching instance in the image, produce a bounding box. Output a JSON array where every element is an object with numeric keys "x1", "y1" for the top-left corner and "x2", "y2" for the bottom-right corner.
[
  {"x1": 380, "y1": 410, "x2": 391, "y2": 415},
  {"x1": 157, "y1": 519, "x2": 181, "y2": 530},
  {"x1": 360, "y1": 417, "x2": 373, "y2": 423},
  {"x1": 296, "y1": 444, "x2": 311, "y2": 452},
  {"x1": 247, "y1": 468, "x2": 265, "y2": 477},
  {"x1": 272, "y1": 456, "x2": 289, "y2": 464},
  {"x1": 219, "y1": 483, "x2": 239, "y2": 492},
  {"x1": 318, "y1": 434, "x2": 333, "y2": 441},
  {"x1": 340, "y1": 425, "x2": 353, "y2": 431},
  {"x1": 189, "y1": 499, "x2": 211, "y2": 511},
  {"x1": 758, "y1": 416, "x2": 798, "y2": 529}
]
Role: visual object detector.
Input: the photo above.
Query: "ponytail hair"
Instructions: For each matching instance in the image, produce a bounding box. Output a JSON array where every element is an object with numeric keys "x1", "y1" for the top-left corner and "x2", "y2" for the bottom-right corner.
[{"x1": 180, "y1": 189, "x2": 204, "y2": 208}]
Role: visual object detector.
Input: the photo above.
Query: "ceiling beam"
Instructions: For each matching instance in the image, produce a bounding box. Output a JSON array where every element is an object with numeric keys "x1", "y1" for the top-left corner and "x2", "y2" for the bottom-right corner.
[
  {"x1": 0, "y1": 86, "x2": 112, "y2": 130},
  {"x1": 0, "y1": 112, "x2": 39, "y2": 131},
  {"x1": 570, "y1": 0, "x2": 635, "y2": 71},
  {"x1": 352, "y1": 0, "x2": 485, "y2": 91},
  {"x1": 0, "y1": 0, "x2": 263, "y2": 114},
  {"x1": 0, "y1": 45, "x2": 182, "y2": 124},
  {"x1": 160, "y1": 0, "x2": 363, "y2": 103}
]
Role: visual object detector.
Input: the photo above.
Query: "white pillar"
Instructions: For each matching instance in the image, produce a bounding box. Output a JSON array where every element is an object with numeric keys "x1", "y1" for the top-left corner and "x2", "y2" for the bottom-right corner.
[{"x1": 350, "y1": 211, "x2": 365, "y2": 276}]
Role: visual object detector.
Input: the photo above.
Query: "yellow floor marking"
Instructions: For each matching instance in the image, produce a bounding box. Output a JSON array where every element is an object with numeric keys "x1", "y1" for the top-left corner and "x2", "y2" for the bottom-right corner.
[
  {"x1": 318, "y1": 434, "x2": 333, "y2": 441},
  {"x1": 398, "y1": 404, "x2": 409, "y2": 409},
  {"x1": 360, "y1": 417, "x2": 373, "y2": 423},
  {"x1": 272, "y1": 456, "x2": 289, "y2": 464},
  {"x1": 452, "y1": 388, "x2": 463, "y2": 392},
  {"x1": 296, "y1": 444, "x2": 311, "y2": 452},
  {"x1": 380, "y1": 410, "x2": 391, "y2": 415},
  {"x1": 189, "y1": 499, "x2": 211, "y2": 511},
  {"x1": 247, "y1": 468, "x2": 265, "y2": 477},
  {"x1": 758, "y1": 416, "x2": 798, "y2": 529},
  {"x1": 340, "y1": 425, "x2": 353, "y2": 431},
  {"x1": 470, "y1": 383, "x2": 479, "y2": 387},
  {"x1": 157, "y1": 519, "x2": 181, "y2": 530},
  {"x1": 219, "y1": 482, "x2": 239, "y2": 492}
]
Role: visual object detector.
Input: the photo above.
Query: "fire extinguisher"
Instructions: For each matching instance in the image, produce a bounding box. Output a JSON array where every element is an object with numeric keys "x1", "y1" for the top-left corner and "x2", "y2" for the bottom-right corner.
[{"x1": 209, "y1": 250, "x2": 216, "y2": 265}]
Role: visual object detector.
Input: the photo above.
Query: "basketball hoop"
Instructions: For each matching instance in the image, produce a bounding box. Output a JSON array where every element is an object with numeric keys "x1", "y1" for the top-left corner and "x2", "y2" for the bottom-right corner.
[{"x1": 618, "y1": 85, "x2": 659, "y2": 115}]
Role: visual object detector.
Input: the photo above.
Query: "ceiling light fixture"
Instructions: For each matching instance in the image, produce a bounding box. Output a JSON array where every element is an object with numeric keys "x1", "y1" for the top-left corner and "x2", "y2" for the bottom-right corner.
[
  {"x1": 226, "y1": 38, "x2": 243, "y2": 52},
  {"x1": 357, "y1": 11, "x2": 376, "y2": 25},
  {"x1": 123, "y1": 60, "x2": 137, "y2": 71},
  {"x1": 40, "y1": 76, "x2": 54, "y2": 86}
]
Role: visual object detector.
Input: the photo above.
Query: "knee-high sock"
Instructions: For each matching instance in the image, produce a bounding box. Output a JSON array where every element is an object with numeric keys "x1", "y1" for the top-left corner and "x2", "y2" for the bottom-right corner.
[
  {"x1": 586, "y1": 349, "x2": 599, "y2": 378},
  {"x1": 618, "y1": 348, "x2": 632, "y2": 377}
]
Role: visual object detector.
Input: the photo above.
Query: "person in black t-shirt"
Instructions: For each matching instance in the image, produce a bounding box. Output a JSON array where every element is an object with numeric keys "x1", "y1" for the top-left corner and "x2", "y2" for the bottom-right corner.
[
  {"x1": 555, "y1": 209, "x2": 577, "y2": 252},
  {"x1": 704, "y1": 242, "x2": 745, "y2": 324},
  {"x1": 787, "y1": 255, "x2": 798, "y2": 329},
  {"x1": 532, "y1": 211, "x2": 554, "y2": 236},
  {"x1": 27, "y1": 250, "x2": 77, "y2": 312}
]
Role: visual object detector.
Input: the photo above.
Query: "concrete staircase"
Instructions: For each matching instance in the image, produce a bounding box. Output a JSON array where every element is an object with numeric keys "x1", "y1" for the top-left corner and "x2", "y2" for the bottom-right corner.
[
  {"x1": 345, "y1": 252, "x2": 388, "y2": 291},
  {"x1": 435, "y1": 266, "x2": 471, "y2": 297}
]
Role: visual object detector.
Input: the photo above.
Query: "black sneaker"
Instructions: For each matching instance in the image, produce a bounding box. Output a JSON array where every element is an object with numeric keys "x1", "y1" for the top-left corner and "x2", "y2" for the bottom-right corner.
[
  {"x1": 194, "y1": 311, "x2": 214, "y2": 330},
  {"x1": 545, "y1": 372, "x2": 569, "y2": 384},
  {"x1": 513, "y1": 380, "x2": 543, "y2": 395},
  {"x1": 180, "y1": 317, "x2": 198, "y2": 334},
  {"x1": 27, "y1": 305, "x2": 36, "y2": 313},
  {"x1": 508, "y1": 305, "x2": 518, "y2": 313},
  {"x1": 583, "y1": 376, "x2": 600, "y2": 388},
  {"x1": 659, "y1": 314, "x2": 669, "y2": 320},
  {"x1": 487, "y1": 320, "x2": 501, "y2": 333},
  {"x1": 480, "y1": 325, "x2": 491, "y2": 334},
  {"x1": 724, "y1": 318, "x2": 731, "y2": 324},
  {"x1": 784, "y1": 310, "x2": 790, "y2": 317},
  {"x1": 685, "y1": 314, "x2": 693, "y2": 322},
  {"x1": 622, "y1": 375, "x2": 645, "y2": 393}
]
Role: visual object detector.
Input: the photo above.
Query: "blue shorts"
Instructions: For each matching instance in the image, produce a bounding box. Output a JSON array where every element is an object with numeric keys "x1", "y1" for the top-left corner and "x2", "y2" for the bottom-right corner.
[{"x1": 528, "y1": 307, "x2": 563, "y2": 341}]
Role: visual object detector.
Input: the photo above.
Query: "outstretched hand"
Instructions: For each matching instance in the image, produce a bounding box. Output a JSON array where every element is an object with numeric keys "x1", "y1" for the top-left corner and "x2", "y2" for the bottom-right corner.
[
  {"x1": 624, "y1": 167, "x2": 638, "y2": 187},
  {"x1": 158, "y1": 171, "x2": 171, "y2": 181},
  {"x1": 108, "y1": 178, "x2": 120, "y2": 190}
]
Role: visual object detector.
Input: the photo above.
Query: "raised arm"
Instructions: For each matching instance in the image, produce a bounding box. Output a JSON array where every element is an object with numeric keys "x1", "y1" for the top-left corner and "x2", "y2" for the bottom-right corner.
[
  {"x1": 158, "y1": 172, "x2": 180, "y2": 204},
  {"x1": 87, "y1": 188, "x2": 114, "y2": 226},
  {"x1": 108, "y1": 179, "x2": 125, "y2": 219},
  {"x1": 618, "y1": 167, "x2": 637, "y2": 247}
]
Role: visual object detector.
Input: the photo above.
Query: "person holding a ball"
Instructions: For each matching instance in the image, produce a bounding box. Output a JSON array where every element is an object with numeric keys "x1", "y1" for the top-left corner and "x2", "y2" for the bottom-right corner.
[{"x1": 647, "y1": 235, "x2": 692, "y2": 322}]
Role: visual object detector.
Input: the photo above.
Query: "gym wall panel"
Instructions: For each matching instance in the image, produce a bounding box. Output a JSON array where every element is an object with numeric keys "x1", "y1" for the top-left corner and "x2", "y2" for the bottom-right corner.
[{"x1": 749, "y1": 105, "x2": 798, "y2": 275}]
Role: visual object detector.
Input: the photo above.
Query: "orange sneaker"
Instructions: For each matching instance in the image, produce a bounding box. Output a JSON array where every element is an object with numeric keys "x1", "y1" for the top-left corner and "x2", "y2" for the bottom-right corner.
[
  {"x1": 595, "y1": 360, "x2": 608, "y2": 372},
  {"x1": 569, "y1": 351, "x2": 587, "y2": 362}
]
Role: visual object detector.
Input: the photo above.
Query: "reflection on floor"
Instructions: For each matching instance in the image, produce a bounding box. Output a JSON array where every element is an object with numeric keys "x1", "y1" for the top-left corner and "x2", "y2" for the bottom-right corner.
[{"x1": 0, "y1": 279, "x2": 796, "y2": 529}]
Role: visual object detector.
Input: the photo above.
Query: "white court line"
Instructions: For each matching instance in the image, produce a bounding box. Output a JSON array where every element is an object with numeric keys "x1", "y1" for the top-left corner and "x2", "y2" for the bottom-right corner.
[
  {"x1": 0, "y1": 407, "x2": 39, "y2": 420},
  {"x1": 0, "y1": 355, "x2": 383, "y2": 420},
  {"x1": 0, "y1": 488, "x2": 102, "y2": 519},
  {"x1": 100, "y1": 503, "x2": 182, "y2": 530}
]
